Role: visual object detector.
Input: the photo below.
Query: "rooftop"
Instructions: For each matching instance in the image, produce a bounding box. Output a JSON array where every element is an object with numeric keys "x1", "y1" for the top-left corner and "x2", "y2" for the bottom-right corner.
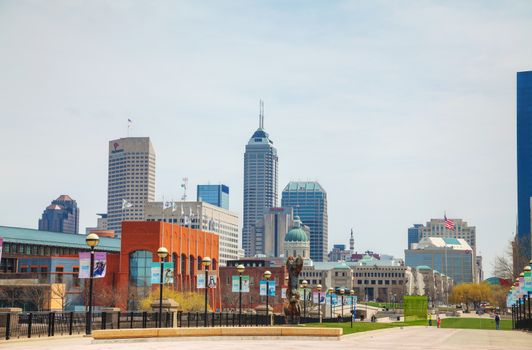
[
  {"x1": 283, "y1": 181, "x2": 325, "y2": 192},
  {"x1": 0, "y1": 226, "x2": 120, "y2": 252}
]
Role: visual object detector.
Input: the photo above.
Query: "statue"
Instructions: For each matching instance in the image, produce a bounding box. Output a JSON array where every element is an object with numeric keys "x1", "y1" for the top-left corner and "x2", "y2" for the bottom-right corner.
[{"x1": 283, "y1": 255, "x2": 304, "y2": 324}]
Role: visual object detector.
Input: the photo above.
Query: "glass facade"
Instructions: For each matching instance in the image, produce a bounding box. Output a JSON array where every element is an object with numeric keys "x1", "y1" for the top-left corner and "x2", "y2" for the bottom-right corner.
[
  {"x1": 281, "y1": 182, "x2": 328, "y2": 262},
  {"x1": 129, "y1": 250, "x2": 153, "y2": 300},
  {"x1": 407, "y1": 224, "x2": 422, "y2": 249},
  {"x1": 197, "y1": 184, "x2": 230, "y2": 210},
  {"x1": 405, "y1": 250, "x2": 473, "y2": 284},
  {"x1": 517, "y1": 71, "x2": 532, "y2": 260}
]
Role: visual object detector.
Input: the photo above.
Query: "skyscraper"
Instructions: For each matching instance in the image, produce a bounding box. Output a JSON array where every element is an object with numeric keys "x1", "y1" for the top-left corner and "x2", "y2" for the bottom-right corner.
[
  {"x1": 517, "y1": 70, "x2": 532, "y2": 261},
  {"x1": 106, "y1": 137, "x2": 156, "y2": 236},
  {"x1": 38, "y1": 195, "x2": 79, "y2": 234},
  {"x1": 281, "y1": 181, "x2": 328, "y2": 261},
  {"x1": 242, "y1": 102, "x2": 278, "y2": 257},
  {"x1": 197, "y1": 184, "x2": 230, "y2": 210}
]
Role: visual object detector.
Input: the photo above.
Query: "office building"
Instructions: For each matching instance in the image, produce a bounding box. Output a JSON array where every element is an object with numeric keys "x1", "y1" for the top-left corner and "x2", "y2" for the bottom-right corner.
[
  {"x1": 517, "y1": 70, "x2": 532, "y2": 261},
  {"x1": 38, "y1": 195, "x2": 80, "y2": 234},
  {"x1": 144, "y1": 201, "x2": 239, "y2": 266},
  {"x1": 242, "y1": 105, "x2": 278, "y2": 257},
  {"x1": 251, "y1": 207, "x2": 293, "y2": 257},
  {"x1": 405, "y1": 237, "x2": 475, "y2": 284},
  {"x1": 328, "y1": 244, "x2": 351, "y2": 262},
  {"x1": 413, "y1": 218, "x2": 477, "y2": 253},
  {"x1": 281, "y1": 181, "x2": 328, "y2": 261},
  {"x1": 85, "y1": 213, "x2": 108, "y2": 234},
  {"x1": 106, "y1": 137, "x2": 156, "y2": 236},
  {"x1": 407, "y1": 224, "x2": 423, "y2": 249},
  {"x1": 197, "y1": 184, "x2": 230, "y2": 210}
]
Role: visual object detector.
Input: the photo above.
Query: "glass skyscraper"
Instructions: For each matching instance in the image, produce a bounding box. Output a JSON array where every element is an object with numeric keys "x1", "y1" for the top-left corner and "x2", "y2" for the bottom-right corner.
[
  {"x1": 242, "y1": 106, "x2": 278, "y2": 257},
  {"x1": 38, "y1": 195, "x2": 80, "y2": 234},
  {"x1": 517, "y1": 70, "x2": 532, "y2": 260},
  {"x1": 281, "y1": 181, "x2": 328, "y2": 261},
  {"x1": 197, "y1": 184, "x2": 229, "y2": 210}
]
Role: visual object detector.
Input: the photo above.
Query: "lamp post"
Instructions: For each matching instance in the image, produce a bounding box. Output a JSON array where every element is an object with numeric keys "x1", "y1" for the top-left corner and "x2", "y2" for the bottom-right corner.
[
  {"x1": 317, "y1": 284, "x2": 322, "y2": 323},
  {"x1": 263, "y1": 270, "x2": 272, "y2": 324},
  {"x1": 301, "y1": 280, "x2": 308, "y2": 320},
  {"x1": 85, "y1": 233, "x2": 100, "y2": 335},
  {"x1": 156, "y1": 247, "x2": 168, "y2": 328},
  {"x1": 328, "y1": 287, "x2": 334, "y2": 319},
  {"x1": 340, "y1": 288, "x2": 345, "y2": 321},
  {"x1": 350, "y1": 289, "x2": 355, "y2": 328},
  {"x1": 202, "y1": 257, "x2": 211, "y2": 327},
  {"x1": 237, "y1": 264, "x2": 245, "y2": 327}
]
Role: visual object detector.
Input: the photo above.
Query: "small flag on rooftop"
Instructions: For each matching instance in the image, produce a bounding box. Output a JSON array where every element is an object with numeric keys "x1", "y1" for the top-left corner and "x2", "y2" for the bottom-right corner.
[{"x1": 444, "y1": 213, "x2": 455, "y2": 230}]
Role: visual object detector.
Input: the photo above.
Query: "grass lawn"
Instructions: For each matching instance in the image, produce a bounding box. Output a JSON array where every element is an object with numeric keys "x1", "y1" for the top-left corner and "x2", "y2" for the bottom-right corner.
[
  {"x1": 440, "y1": 318, "x2": 512, "y2": 331},
  {"x1": 306, "y1": 320, "x2": 425, "y2": 335},
  {"x1": 306, "y1": 318, "x2": 511, "y2": 335}
]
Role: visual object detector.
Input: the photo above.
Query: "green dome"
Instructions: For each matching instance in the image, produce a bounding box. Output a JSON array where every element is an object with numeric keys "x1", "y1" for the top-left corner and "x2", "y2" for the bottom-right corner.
[
  {"x1": 416, "y1": 265, "x2": 431, "y2": 270},
  {"x1": 285, "y1": 216, "x2": 309, "y2": 242}
]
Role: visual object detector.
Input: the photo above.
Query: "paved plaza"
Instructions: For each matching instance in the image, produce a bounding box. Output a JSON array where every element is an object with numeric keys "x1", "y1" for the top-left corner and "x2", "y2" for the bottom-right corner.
[{"x1": 2, "y1": 327, "x2": 531, "y2": 350}]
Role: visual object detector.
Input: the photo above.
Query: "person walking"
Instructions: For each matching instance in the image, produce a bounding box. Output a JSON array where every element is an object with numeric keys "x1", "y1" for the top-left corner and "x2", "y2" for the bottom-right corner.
[
  {"x1": 495, "y1": 313, "x2": 500, "y2": 330},
  {"x1": 428, "y1": 313, "x2": 432, "y2": 327},
  {"x1": 437, "y1": 316, "x2": 441, "y2": 328}
]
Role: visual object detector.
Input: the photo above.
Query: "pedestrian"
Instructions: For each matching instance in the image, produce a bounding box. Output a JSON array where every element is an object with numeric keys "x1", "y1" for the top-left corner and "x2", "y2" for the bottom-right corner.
[
  {"x1": 428, "y1": 313, "x2": 432, "y2": 327},
  {"x1": 437, "y1": 316, "x2": 441, "y2": 328},
  {"x1": 495, "y1": 313, "x2": 500, "y2": 330}
]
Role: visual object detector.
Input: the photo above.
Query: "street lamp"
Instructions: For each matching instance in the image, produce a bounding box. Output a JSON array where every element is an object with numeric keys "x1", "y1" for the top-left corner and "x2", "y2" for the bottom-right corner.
[
  {"x1": 317, "y1": 284, "x2": 322, "y2": 323},
  {"x1": 237, "y1": 264, "x2": 245, "y2": 327},
  {"x1": 301, "y1": 280, "x2": 308, "y2": 320},
  {"x1": 202, "y1": 256, "x2": 211, "y2": 327},
  {"x1": 350, "y1": 289, "x2": 355, "y2": 328},
  {"x1": 157, "y1": 247, "x2": 168, "y2": 328},
  {"x1": 263, "y1": 270, "x2": 272, "y2": 324},
  {"x1": 340, "y1": 288, "x2": 345, "y2": 321},
  {"x1": 328, "y1": 287, "x2": 334, "y2": 319},
  {"x1": 85, "y1": 233, "x2": 100, "y2": 335}
]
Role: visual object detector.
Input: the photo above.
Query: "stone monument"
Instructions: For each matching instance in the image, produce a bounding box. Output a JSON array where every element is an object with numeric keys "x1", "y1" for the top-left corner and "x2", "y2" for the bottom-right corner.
[{"x1": 283, "y1": 255, "x2": 303, "y2": 324}]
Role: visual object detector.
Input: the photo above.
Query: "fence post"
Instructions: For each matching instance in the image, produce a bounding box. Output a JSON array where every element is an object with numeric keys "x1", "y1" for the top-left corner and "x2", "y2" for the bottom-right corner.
[
  {"x1": 102, "y1": 312, "x2": 107, "y2": 330},
  {"x1": 142, "y1": 312, "x2": 147, "y2": 328},
  {"x1": 196, "y1": 312, "x2": 199, "y2": 327},
  {"x1": 187, "y1": 312, "x2": 191, "y2": 327},
  {"x1": 117, "y1": 312, "x2": 121, "y2": 329},
  {"x1": 212, "y1": 312, "x2": 215, "y2": 327},
  {"x1": 68, "y1": 312, "x2": 73, "y2": 335},
  {"x1": 130, "y1": 312, "x2": 133, "y2": 329},
  {"x1": 5, "y1": 313, "x2": 11, "y2": 340},
  {"x1": 50, "y1": 312, "x2": 55, "y2": 337},
  {"x1": 47, "y1": 312, "x2": 52, "y2": 337},
  {"x1": 27, "y1": 313, "x2": 33, "y2": 338}
]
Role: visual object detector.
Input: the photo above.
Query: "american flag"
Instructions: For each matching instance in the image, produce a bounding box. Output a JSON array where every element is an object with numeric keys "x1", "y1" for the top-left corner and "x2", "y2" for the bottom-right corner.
[{"x1": 444, "y1": 214, "x2": 455, "y2": 230}]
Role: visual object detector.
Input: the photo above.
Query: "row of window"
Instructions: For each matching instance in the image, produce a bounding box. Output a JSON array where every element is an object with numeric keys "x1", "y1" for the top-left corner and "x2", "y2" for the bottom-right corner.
[
  {"x1": 355, "y1": 280, "x2": 403, "y2": 285},
  {"x1": 2, "y1": 243, "x2": 80, "y2": 256}
]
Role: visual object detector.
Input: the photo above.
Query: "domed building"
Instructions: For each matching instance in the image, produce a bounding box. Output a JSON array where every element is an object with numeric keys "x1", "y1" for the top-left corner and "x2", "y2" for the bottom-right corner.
[{"x1": 284, "y1": 216, "x2": 310, "y2": 259}]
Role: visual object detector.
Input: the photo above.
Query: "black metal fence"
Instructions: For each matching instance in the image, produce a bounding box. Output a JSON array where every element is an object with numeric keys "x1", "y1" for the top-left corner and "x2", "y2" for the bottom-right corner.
[
  {"x1": 1, "y1": 311, "x2": 356, "y2": 341},
  {"x1": 512, "y1": 300, "x2": 532, "y2": 331},
  {"x1": 0, "y1": 311, "x2": 174, "y2": 340}
]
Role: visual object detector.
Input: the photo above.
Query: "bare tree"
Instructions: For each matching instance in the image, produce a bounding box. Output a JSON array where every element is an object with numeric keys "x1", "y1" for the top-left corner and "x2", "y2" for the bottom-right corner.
[
  {"x1": 0, "y1": 286, "x2": 19, "y2": 307},
  {"x1": 21, "y1": 285, "x2": 49, "y2": 311}
]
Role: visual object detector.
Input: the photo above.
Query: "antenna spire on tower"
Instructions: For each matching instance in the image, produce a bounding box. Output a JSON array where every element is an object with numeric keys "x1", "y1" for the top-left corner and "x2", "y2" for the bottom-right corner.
[{"x1": 259, "y1": 99, "x2": 264, "y2": 129}]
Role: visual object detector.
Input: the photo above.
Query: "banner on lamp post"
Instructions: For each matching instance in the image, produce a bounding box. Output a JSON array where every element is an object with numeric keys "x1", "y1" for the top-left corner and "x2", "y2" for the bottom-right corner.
[
  {"x1": 232, "y1": 275, "x2": 250, "y2": 292},
  {"x1": 198, "y1": 271, "x2": 217, "y2": 288},
  {"x1": 79, "y1": 252, "x2": 107, "y2": 279},
  {"x1": 259, "y1": 280, "x2": 275, "y2": 296},
  {"x1": 151, "y1": 262, "x2": 174, "y2": 284}
]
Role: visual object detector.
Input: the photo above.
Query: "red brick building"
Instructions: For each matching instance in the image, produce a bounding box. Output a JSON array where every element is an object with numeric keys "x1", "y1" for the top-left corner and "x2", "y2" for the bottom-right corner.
[
  {"x1": 116, "y1": 221, "x2": 220, "y2": 310},
  {"x1": 219, "y1": 259, "x2": 287, "y2": 313}
]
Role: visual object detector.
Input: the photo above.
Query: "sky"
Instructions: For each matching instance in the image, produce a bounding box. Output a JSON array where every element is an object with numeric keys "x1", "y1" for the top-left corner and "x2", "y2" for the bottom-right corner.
[{"x1": 1, "y1": 0, "x2": 532, "y2": 274}]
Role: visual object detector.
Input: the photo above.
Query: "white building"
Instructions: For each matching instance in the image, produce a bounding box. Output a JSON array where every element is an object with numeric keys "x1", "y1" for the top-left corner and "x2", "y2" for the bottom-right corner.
[
  {"x1": 144, "y1": 201, "x2": 239, "y2": 266},
  {"x1": 106, "y1": 137, "x2": 156, "y2": 236}
]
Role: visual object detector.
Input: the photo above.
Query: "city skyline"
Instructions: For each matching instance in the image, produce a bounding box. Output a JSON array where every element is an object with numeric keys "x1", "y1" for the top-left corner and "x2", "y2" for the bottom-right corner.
[{"x1": 2, "y1": 1, "x2": 532, "y2": 271}]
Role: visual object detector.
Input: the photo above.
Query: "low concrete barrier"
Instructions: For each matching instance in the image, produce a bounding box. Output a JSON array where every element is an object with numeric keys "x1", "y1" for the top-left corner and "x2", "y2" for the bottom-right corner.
[{"x1": 92, "y1": 326, "x2": 342, "y2": 340}]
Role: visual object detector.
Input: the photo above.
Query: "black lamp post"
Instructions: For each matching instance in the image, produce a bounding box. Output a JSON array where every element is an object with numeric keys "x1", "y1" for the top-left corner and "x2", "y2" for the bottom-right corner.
[
  {"x1": 301, "y1": 280, "x2": 308, "y2": 320},
  {"x1": 156, "y1": 247, "x2": 168, "y2": 328},
  {"x1": 85, "y1": 233, "x2": 100, "y2": 335},
  {"x1": 263, "y1": 270, "x2": 272, "y2": 325},
  {"x1": 202, "y1": 257, "x2": 211, "y2": 327},
  {"x1": 317, "y1": 284, "x2": 322, "y2": 323},
  {"x1": 237, "y1": 264, "x2": 245, "y2": 327},
  {"x1": 328, "y1": 287, "x2": 334, "y2": 319},
  {"x1": 340, "y1": 288, "x2": 345, "y2": 321},
  {"x1": 350, "y1": 289, "x2": 355, "y2": 328}
]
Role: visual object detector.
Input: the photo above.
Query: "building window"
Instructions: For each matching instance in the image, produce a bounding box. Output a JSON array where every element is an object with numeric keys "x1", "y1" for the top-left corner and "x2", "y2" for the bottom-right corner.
[
  {"x1": 56, "y1": 266, "x2": 64, "y2": 283},
  {"x1": 73, "y1": 267, "x2": 80, "y2": 287},
  {"x1": 129, "y1": 250, "x2": 153, "y2": 303}
]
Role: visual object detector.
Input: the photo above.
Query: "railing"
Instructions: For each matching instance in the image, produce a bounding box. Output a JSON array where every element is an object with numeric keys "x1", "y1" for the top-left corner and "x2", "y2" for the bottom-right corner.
[
  {"x1": 512, "y1": 300, "x2": 532, "y2": 331},
  {"x1": 1, "y1": 311, "x2": 357, "y2": 340},
  {"x1": 0, "y1": 311, "x2": 174, "y2": 340}
]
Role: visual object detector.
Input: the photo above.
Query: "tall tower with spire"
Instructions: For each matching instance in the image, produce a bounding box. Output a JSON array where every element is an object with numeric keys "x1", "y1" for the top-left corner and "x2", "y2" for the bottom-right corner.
[
  {"x1": 349, "y1": 228, "x2": 355, "y2": 255},
  {"x1": 242, "y1": 100, "x2": 279, "y2": 257}
]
